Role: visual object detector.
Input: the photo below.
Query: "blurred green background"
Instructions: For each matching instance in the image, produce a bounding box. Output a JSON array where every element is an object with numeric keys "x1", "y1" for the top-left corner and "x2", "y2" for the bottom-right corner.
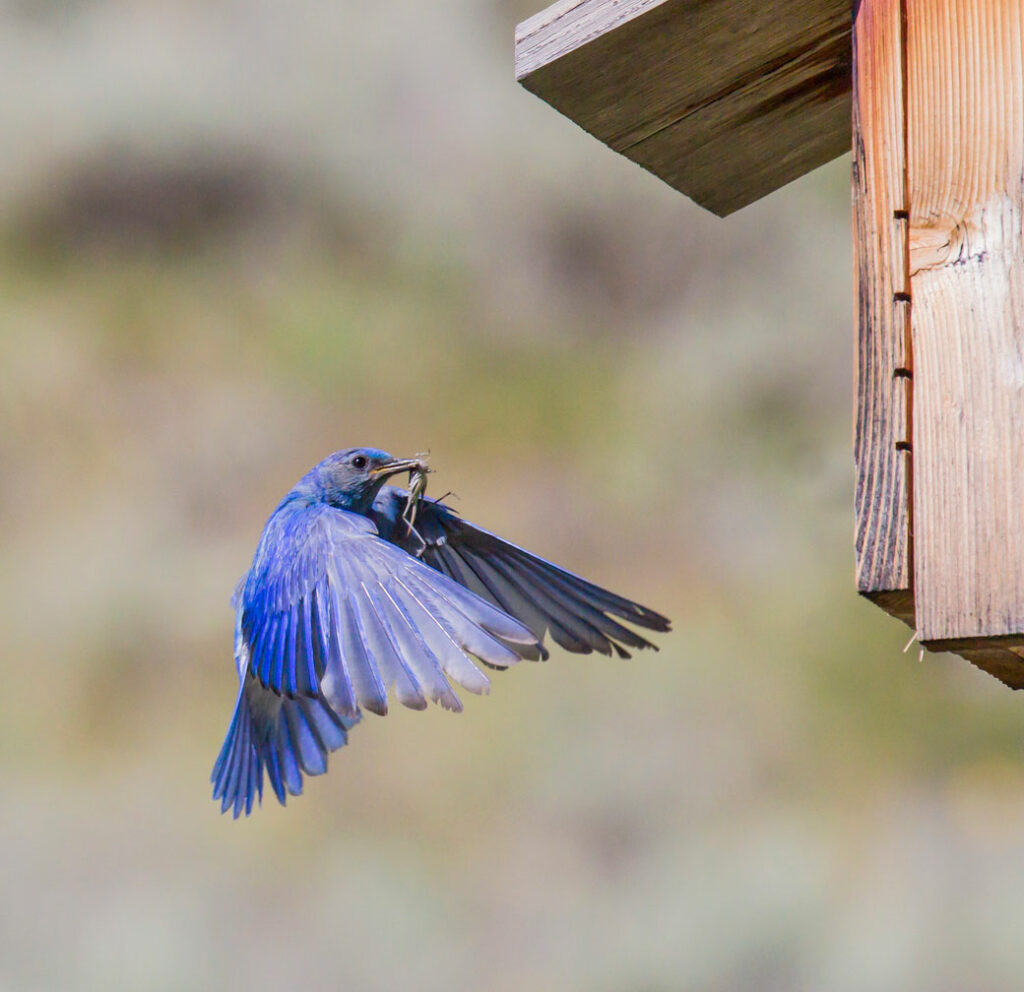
[{"x1": 3, "y1": 2, "x2": 1024, "y2": 990}]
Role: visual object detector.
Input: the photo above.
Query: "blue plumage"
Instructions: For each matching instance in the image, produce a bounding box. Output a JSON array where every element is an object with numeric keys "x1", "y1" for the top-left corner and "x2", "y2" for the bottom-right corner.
[{"x1": 212, "y1": 448, "x2": 670, "y2": 816}]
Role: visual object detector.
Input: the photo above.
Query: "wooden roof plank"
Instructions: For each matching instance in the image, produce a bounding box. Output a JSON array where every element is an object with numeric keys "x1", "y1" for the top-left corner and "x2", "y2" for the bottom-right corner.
[{"x1": 516, "y1": 0, "x2": 853, "y2": 216}]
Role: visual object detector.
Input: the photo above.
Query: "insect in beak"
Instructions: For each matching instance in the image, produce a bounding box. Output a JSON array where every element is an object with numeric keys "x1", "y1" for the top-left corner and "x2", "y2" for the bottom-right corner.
[{"x1": 402, "y1": 457, "x2": 431, "y2": 532}]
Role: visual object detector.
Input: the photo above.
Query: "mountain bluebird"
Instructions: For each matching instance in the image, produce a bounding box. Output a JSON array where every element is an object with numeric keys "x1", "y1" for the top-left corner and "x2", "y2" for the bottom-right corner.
[{"x1": 212, "y1": 448, "x2": 670, "y2": 816}]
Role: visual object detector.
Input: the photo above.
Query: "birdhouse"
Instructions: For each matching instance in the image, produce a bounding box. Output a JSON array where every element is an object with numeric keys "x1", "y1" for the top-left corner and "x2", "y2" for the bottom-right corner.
[{"x1": 516, "y1": 0, "x2": 1024, "y2": 689}]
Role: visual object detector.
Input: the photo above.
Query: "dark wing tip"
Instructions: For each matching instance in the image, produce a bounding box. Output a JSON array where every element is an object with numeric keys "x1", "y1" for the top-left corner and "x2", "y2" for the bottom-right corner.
[{"x1": 625, "y1": 606, "x2": 672, "y2": 633}]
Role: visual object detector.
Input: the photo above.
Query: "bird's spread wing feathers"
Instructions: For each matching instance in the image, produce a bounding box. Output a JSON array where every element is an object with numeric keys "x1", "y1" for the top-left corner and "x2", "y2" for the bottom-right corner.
[
  {"x1": 242, "y1": 504, "x2": 541, "y2": 710},
  {"x1": 373, "y1": 489, "x2": 671, "y2": 660},
  {"x1": 213, "y1": 501, "x2": 542, "y2": 816}
]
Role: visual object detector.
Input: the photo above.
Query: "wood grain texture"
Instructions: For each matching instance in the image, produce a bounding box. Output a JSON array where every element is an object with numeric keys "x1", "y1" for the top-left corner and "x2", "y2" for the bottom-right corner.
[
  {"x1": 853, "y1": 0, "x2": 911, "y2": 604},
  {"x1": 850, "y1": 0, "x2": 1024, "y2": 687},
  {"x1": 515, "y1": 0, "x2": 852, "y2": 216},
  {"x1": 908, "y1": 0, "x2": 1024, "y2": 645}
]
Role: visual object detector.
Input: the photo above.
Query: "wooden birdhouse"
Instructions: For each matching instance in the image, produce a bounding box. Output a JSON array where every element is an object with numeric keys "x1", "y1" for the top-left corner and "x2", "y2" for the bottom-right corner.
[{"x1": 516, "y1": 0, "x2": 1024, "y2": 688}]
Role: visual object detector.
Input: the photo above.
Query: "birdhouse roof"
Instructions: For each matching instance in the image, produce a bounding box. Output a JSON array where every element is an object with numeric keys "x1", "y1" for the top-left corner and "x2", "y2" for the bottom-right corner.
[{"x1": 515, "y1": 0, "x2": 852, "y2": 216}]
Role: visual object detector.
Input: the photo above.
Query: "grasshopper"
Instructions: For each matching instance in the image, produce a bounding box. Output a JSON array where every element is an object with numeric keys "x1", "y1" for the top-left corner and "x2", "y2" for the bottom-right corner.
[{"x1": 401, "y1": 456, "x2": 431, "y2": 556}]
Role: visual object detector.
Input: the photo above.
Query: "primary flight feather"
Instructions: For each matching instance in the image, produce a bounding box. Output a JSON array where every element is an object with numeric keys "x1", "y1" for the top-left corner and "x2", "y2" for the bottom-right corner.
[{"x1": 212, "y1": 447, "x2": 670, "y2": 816}]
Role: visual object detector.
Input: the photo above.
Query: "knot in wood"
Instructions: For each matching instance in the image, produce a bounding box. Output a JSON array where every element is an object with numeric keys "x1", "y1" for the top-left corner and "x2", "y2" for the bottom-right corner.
[{"x1": 910, "y1": 197, "x2": 1023, "y2": 277}]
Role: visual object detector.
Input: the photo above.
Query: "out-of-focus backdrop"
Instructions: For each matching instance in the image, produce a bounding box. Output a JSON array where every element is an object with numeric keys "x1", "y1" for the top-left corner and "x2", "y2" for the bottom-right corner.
[{"x1": 3, "y1": 2, "x2": 1024, "y2": 989}]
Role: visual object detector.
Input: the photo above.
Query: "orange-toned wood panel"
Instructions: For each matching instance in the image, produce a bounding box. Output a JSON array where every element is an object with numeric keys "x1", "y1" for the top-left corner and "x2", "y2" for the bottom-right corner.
[{"x1": 908, "y1": 0, "x2": 1024, "y2": 644}]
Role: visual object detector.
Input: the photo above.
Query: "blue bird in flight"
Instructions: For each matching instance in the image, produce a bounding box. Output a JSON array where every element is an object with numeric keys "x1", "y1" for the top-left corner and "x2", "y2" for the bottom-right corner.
[{"x1": 212, "y1": 447, "x2": 670, "y2": 816}]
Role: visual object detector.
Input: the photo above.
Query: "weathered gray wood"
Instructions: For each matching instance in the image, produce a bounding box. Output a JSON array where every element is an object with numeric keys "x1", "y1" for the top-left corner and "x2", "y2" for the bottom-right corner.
[{"x1": 515, "y1": 0, "x2": 852, "y2": 216}]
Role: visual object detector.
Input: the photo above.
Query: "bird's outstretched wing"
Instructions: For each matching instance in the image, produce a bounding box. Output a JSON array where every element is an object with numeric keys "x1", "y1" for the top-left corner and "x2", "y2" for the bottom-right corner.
[
  {"x1": 212, "y1": 502, "x2": 542, "y2": 816},
  {"x1": 372, "y1": 489, "x2": 672, "y2": 660}
]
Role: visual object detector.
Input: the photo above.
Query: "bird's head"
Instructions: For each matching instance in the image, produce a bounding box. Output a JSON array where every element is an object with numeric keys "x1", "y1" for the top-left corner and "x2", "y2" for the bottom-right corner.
[{"x1": 301, "y1": 447, "x2": 428, "y2": 513}]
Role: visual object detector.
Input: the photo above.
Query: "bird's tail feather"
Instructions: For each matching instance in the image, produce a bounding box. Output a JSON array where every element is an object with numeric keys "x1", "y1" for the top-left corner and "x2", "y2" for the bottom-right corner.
[
  {"x1": 212, "y1": 684, "x2": 359, "y2": 817},
  {"x1": 211, "y1": 686, "x2": 263, "y2": 818},
  {"x1": 261, "y1": 691, "x2": 357, "y2": 805}
]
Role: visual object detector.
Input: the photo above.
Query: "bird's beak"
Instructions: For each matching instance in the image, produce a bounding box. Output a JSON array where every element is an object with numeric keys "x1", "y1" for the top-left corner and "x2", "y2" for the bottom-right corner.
[{"x1": 369, "y1": 456, "x2": 429, "y2": 480}]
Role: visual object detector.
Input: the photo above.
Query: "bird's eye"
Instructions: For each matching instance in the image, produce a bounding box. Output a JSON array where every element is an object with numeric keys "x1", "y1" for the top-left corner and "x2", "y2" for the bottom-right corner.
[{"x1": 352, "y1": 455, "x2": 368, "y2": 470}]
